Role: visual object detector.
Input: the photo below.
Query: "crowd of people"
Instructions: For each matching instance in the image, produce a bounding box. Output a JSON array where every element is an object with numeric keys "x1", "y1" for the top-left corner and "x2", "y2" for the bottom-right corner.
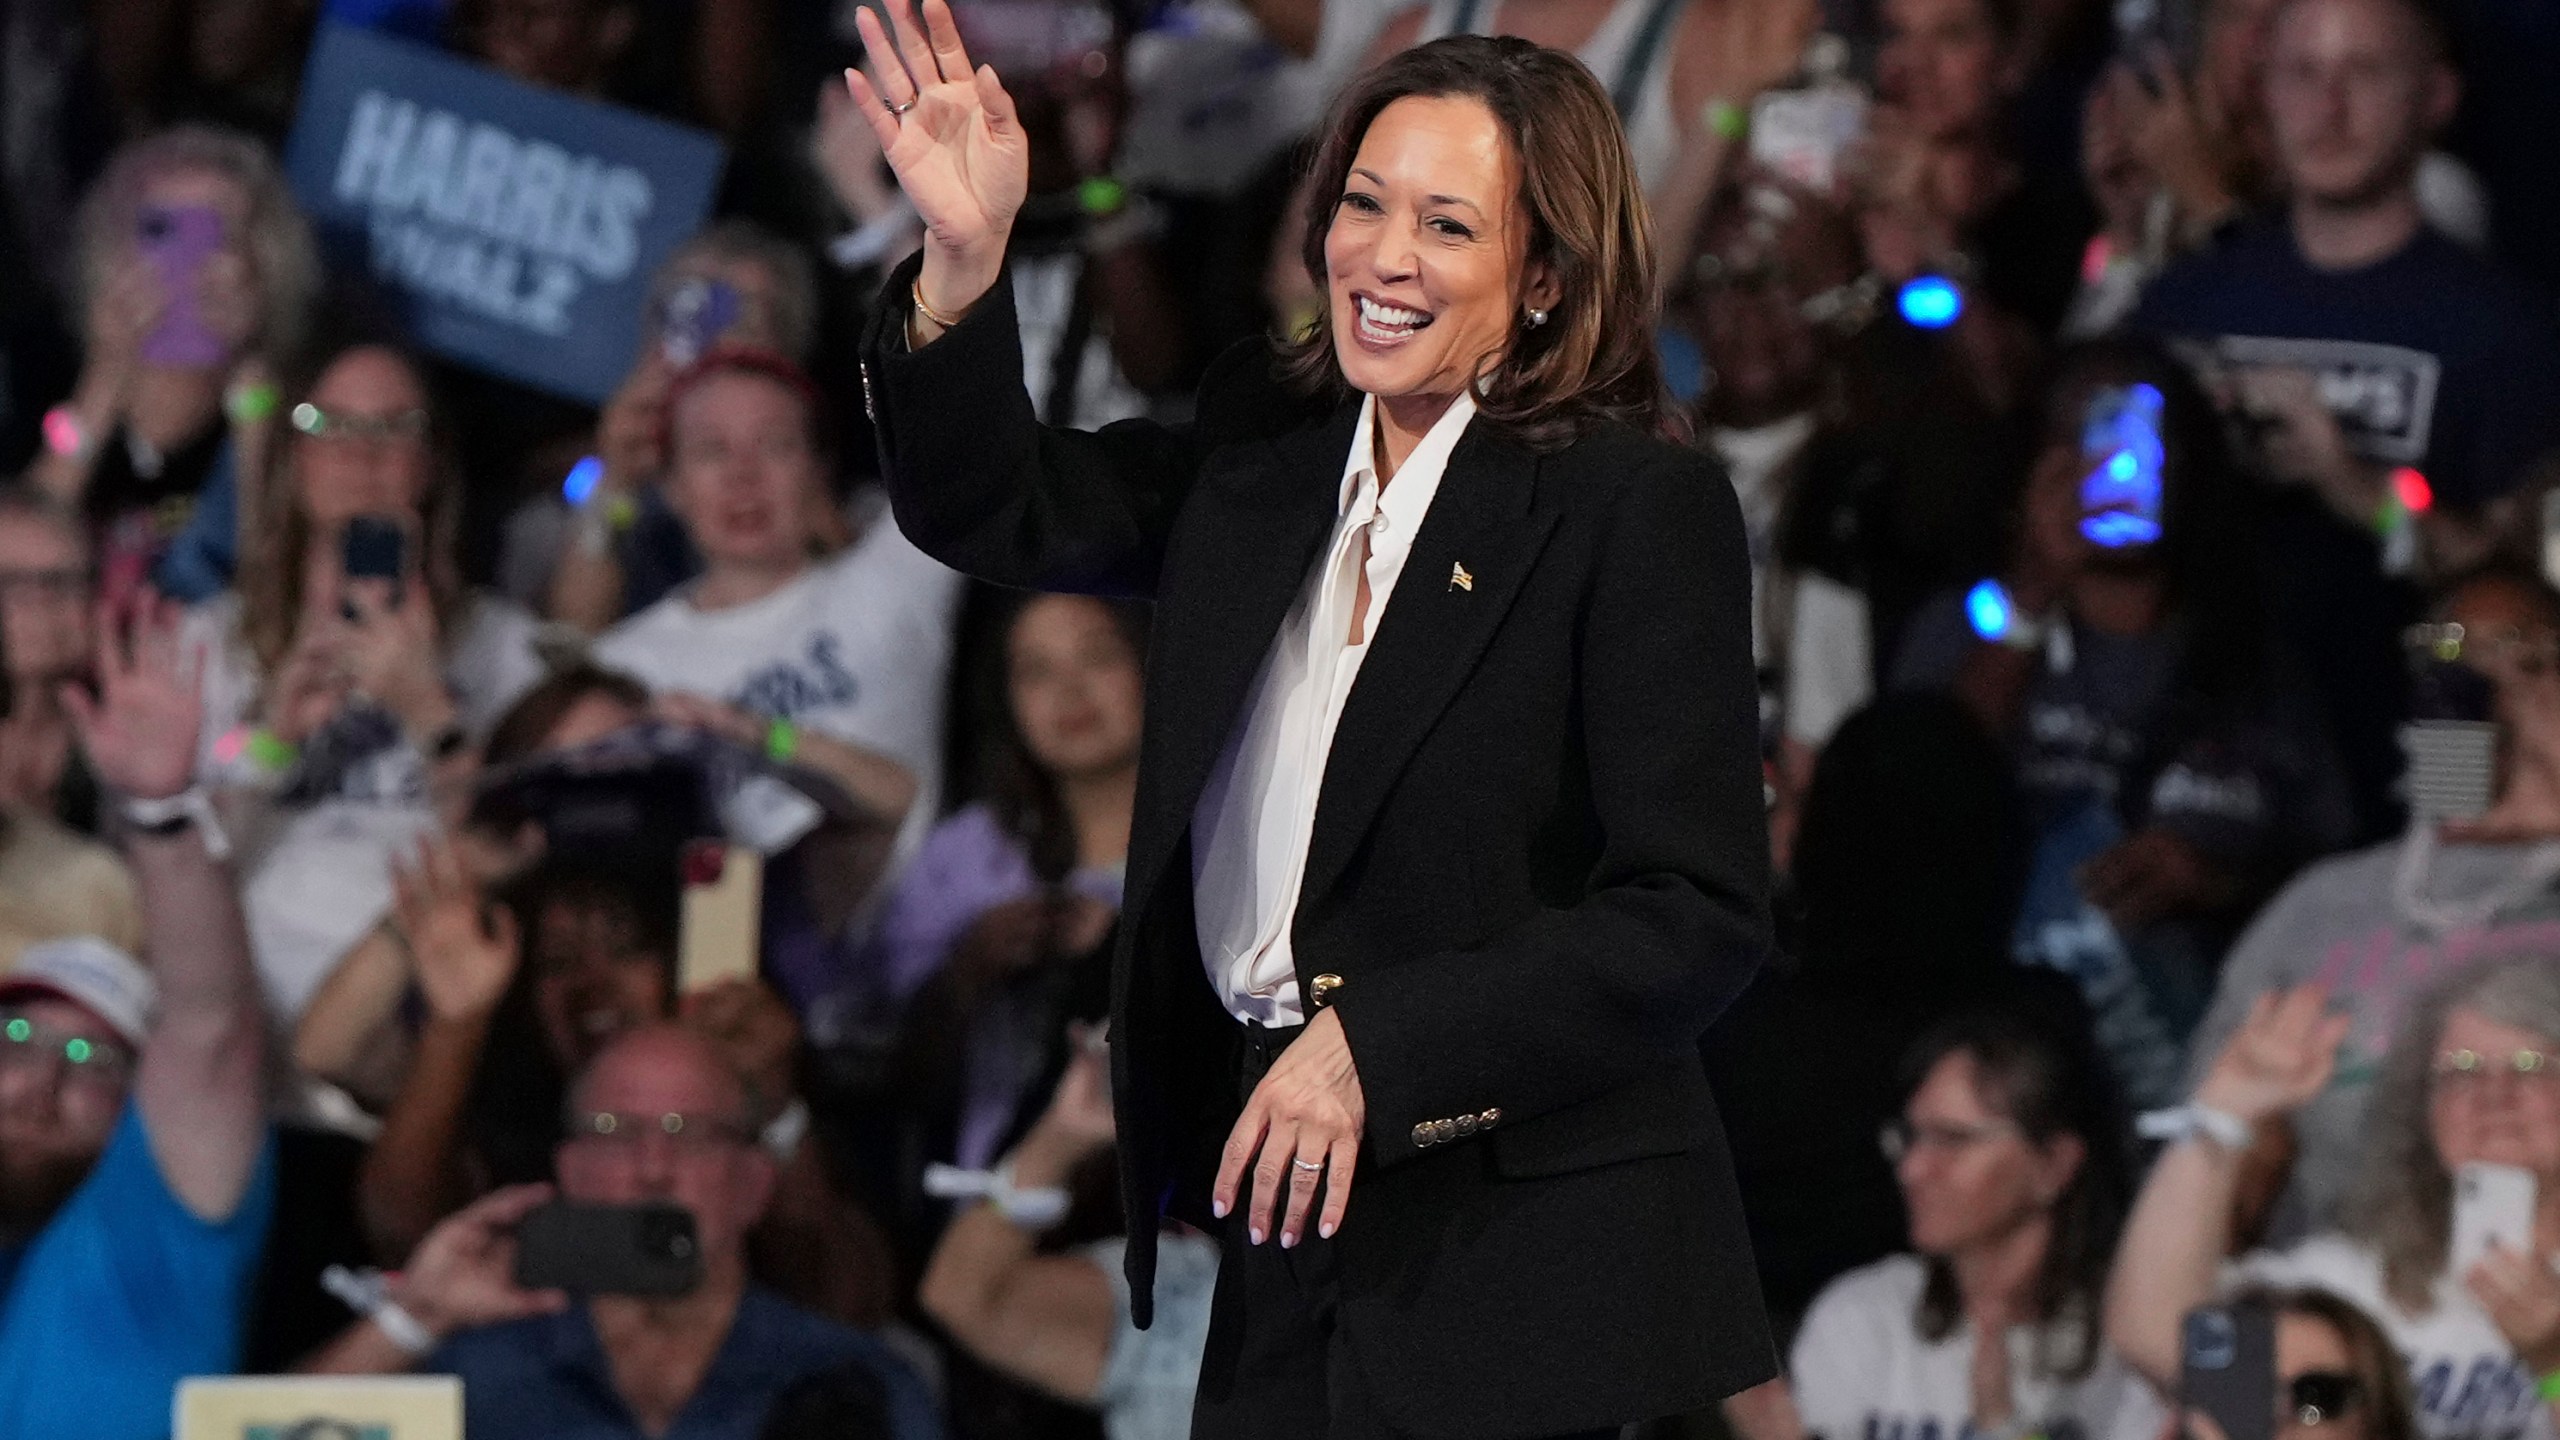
[{"x1": 0, "y1": 0, "x2": 2556, "y2": 1436}]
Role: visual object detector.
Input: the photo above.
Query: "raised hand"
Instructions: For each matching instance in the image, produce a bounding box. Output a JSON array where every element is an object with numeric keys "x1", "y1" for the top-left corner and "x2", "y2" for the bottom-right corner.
[
  {"x1": 2467, "y1": 1241, "x2": 2560, "y2": 1376},
  {"x1": 63, "y1": 595, "x2": 203, "y2": 802},
  {"x1": 843, "y1": 0, "x2": 1029, "y2": 316},
  {"x1": 2195, "y1": 985, "x2": 2352, "y2": 1125},
  {"x1": 392, "y1": 833, "x2": 521, "y2": 1024}
]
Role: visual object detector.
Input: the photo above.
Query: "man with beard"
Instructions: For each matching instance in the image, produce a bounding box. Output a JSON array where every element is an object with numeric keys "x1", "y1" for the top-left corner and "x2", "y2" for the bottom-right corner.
[
  {"x1": 0, "y1": 601, "x2": 275, "y2": 1438},
  {"x1": 2132, "y1": 0, "x2": 2560, "y2": 839}
]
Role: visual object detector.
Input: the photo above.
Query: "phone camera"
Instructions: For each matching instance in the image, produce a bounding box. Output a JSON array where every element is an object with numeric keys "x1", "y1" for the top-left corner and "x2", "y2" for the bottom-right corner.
[
  {"x1": 2184, "y1": 1310, "x2": 2238, "y2": 1370},
  {"x1": 138, "y1": 212, "x2": 173, "y2": 243},
  {"x1": 641, "y1": 1209, "x2": 697, "y2": 1261}
]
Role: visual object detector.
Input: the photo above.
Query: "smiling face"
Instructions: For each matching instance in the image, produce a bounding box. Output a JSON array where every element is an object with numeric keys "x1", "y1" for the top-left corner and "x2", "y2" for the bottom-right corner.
[
  {"x1": 2427, "y1": 1007, "x2": 2560, "y2": 1180},
  {"x1": 1007, "y1": 596, "x2": 1144, "y2": 784},
  {"x1": 0, "y1": 508, "x2": 94, "y2": 684},
  {"x1": 1324, "y1": 94, "x2": 1556, "y2": 408},
  {"x1": 667, "y1": 370, "x2": 823, "y2": 577},
  {"x1": 530, "y1": 896, "x2": 673, "y2": 1073},
  {"x1": 0, "y1": 996, "x2": 129, "y2": 1235}
]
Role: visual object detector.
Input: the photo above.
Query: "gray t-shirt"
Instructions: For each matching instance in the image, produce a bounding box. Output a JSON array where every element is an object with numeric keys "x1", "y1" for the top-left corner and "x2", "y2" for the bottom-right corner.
[{"x1": 2187, "y1": 835, "x2": 2560, "y2": 1233}]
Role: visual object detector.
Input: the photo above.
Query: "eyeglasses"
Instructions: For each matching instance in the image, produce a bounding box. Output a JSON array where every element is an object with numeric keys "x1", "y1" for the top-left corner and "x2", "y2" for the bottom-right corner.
[
  {"x1": 2403, "y1": 622, "x2": 2560, "y2": 673},
  {"x1": 290, "y1": 402, "x2": 430, "y2": 445},
  {"x1": 2284, "y1": 1371, "x2": 2362, "y2": 1427},
  {"x1": 565, "y1": 1110, "x2": 754, "y2": 1152},
  {"x1": 2434, "y1": 1048, "x2": 2559, "y2": 1086},
  {"x1": 1879, "y1": 1118, "x2": 2019, "y2": 1164},
  {"x1": 0, "y1": 1010, "x2": 134, "y2": 1092}
]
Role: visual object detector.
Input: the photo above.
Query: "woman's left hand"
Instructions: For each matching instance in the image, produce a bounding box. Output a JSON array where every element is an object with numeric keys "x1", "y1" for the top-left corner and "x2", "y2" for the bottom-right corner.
[
  {"x1": 2467, "y1": 1243, "x2": 2560, "y2": 1376},
  {"x1": 1214, "y1": 1006, "x2": 1365, "y2": 1248}
]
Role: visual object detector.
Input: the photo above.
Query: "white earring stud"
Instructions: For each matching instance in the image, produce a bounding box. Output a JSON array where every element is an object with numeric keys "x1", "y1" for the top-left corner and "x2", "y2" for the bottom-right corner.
[{"x1": 1525, "y1": 307, "x2": 1549, "y2": 328}]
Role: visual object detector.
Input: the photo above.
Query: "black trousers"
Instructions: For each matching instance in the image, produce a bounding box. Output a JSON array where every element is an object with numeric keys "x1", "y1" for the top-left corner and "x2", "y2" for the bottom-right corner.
[{"x1": 1187, "y1": 1021, "x2": 1620, "y2": 1440}]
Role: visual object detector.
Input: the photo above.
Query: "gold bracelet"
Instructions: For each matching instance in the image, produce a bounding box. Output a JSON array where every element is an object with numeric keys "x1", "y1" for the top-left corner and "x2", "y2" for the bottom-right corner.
[{"x1": 911, "y1": 279, "x2": 970, "y2": 331}]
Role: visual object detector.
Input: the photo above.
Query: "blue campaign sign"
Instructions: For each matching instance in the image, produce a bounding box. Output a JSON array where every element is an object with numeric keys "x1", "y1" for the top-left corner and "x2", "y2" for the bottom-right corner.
[{"x1": 284, "y1": 23, "x2": 726, "y2": 404}]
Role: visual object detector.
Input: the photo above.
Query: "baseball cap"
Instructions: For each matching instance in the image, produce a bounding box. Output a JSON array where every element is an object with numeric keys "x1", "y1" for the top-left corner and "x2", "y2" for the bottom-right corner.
[{"x1": 0, "y1": 936, "x2": 156, "y2": 1048}]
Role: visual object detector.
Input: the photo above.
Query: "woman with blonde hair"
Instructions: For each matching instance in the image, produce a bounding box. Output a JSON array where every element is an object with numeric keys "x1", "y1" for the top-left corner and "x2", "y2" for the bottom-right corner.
[
  {"x1": 32, "y1": 125, "x2": 320, "y2": 605},
  {"x1": 2106, "y1": 955, "x2": 2560, "y2": 1440}
]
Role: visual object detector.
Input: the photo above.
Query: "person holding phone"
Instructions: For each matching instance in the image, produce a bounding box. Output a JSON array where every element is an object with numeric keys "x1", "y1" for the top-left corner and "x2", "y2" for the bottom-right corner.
[
  {"x1": 34, "y1": 126, "x2": 319, "y2": 610},
  {"x1": 2106, "y1": 960, "x2": 2560, "y2": 1440},
  {"x1": 2170, "y1": 1287, "x2": 2420, "y2": 1440},
  {"x1": 1767, "y1": 1004, "x2": 2157, "y2": 1440},
  {"x1": 851, "y1": 11, "x2": 1773, "y2": 1434},
  {"x1": 178, "y1": 339, "x2": 545, "y2": 1024},
  {"x1": 2177, "y1": 570, "x2": 2560, "y2": 1236},
  {"x1": 1889, "y1": 339, "x2": 2348, "y2": 1109},
  {"x1": 301, "y1": 1024, "x2": 942, "y2": 1440},
  {"x1": 534, "y1": 221, "x2": 822, "y2": 634}
]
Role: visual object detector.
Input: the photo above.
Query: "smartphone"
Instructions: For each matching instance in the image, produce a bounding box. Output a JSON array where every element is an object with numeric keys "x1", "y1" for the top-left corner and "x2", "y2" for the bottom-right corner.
[
  {"x1": 678, "y1": 839, "x2": 762, "y2": 993},
  {"x1": 339, "y1": 514, "x2": 407, "y2": 619},
  {"x1": 2453, "y1": 1162, "x2": 2537, "y2": 1275},
  {"x1": 656, "y1": 276, "x2": 741, "y2": 369},
  {"x1": 136, "y1": 204, "x2": 231, "y2": 369},
  {"x1": 2079, "y1": 382, "x2": 2167, "y2": 549},
  {"x1": 513, "y1": 1200, "x2": 702, "y2": 1297},
  {"x1": 2181, "y1": 1301, "x2": 2277, "y2": 1440},
  {"x1": 2402, "y1": 720, "x2": 2498, "y2": 819}
]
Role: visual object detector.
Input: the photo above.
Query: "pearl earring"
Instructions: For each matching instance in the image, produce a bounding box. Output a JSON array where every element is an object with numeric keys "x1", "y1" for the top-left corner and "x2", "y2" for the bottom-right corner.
[{"x1": 1525, "y1": 306, "x2": 1549, "y2": 328}]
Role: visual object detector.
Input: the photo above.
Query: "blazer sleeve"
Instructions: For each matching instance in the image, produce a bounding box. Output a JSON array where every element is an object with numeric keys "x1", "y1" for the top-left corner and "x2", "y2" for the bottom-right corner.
[
  {"x1": 862, "y1": 254, "x2": 1294, "y2": 599},
  {"x1": 1333, "y1": 443, "x2": 1773, "y2": 1165}
]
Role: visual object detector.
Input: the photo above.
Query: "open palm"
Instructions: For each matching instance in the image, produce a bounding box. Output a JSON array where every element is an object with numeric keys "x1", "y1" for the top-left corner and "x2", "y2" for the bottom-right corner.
[
  {"x1": 64, "y1": 598, "x2": 202, "y2": 802},
  {"x1": 845, "y1": 0, "x2": 1028, "y2": 269}
]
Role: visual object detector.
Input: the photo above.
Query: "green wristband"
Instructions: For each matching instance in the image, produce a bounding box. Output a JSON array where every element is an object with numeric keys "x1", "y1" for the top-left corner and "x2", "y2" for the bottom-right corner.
[
  {"x1": 1077, "y1": 175, "x2": 1128, "y2": 218},
  {"x1": 1705, "y1": 99, "x2": 1749, "y2": 141},
  {"x1": 764, "y1": 717, "x2": 800, "y2": 764},
  {"x1": 225, "y1": 382, "x2": 280, "y2": 425},
  {"x1": 245, "y1": 728, "x2": 300, "y2": 772},
  {"x1": 2537, "y1": 1370, "x2": 2560, "y2": 1402}
]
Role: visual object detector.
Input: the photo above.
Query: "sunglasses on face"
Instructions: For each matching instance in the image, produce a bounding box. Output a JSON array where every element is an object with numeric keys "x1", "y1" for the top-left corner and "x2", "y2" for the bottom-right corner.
[
  {"x1": 2285, "y1": 1371, "x2": 2361, "y2": 1426},
  {"x1": 290, "y1": 402, "x2": 430, "y2": 444}
]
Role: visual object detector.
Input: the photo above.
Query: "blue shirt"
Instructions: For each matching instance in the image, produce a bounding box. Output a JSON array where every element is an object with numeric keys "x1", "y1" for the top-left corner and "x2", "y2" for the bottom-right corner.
[
  {"x1": 2133, "y1": 219, "x2": 2560, "y2": 507},
  {"x1": 428, "y1": 1286, "x2": 942, "y2": 1440},
  {"x1": 0, "y1": 1104, "x2": 280, "y2": 1440}
]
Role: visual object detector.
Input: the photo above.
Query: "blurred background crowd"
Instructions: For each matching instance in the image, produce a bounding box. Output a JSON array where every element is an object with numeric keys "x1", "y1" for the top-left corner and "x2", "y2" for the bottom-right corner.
[{"x1": 0, "y1": 0, "x2": 2558, "y2": 1436}]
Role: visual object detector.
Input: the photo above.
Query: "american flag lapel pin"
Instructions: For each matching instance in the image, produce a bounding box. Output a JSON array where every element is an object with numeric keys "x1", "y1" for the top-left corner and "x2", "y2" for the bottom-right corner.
[{"x1": 1449, "y1": 562, "x2": 1474, "y2": 592}]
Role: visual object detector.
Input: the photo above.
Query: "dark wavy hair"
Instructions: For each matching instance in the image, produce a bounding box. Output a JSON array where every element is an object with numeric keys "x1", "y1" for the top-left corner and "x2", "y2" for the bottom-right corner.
[{"x1": 1278, "y1": 34, "x2": 1670, "y2": 447}]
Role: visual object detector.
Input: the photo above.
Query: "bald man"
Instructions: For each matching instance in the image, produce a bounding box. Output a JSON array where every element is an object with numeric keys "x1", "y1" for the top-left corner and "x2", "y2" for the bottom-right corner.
[{"x1": 307, "y1": 1025, "x2": 939, "y2": 1440}]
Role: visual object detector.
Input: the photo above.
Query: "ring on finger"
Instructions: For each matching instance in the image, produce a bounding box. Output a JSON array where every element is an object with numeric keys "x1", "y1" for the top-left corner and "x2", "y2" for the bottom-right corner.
[
  {"x1": 889, "y1": 99, "x2": 916, "y2": 116},
  {"x1": 1291, "y1": 1157, "x2": 1324, "y2": 1173}
]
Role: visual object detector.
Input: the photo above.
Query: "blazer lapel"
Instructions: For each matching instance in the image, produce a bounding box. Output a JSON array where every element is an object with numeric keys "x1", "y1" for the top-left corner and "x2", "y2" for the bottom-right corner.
[
  {"x1": 1298, "y1": 423, "x2": 1559, "y2": 908},
  {"x1": 1122, "y1": 403, "x2": 1357, "y2": 923}
]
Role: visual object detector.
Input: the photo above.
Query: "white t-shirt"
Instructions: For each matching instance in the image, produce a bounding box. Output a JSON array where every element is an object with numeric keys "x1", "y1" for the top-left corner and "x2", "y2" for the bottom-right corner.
[
  {"x1": 1083, "y1": 1231, "x2": 1220, "y2": 1440},
  {"x1": 593, "y1": 517, "x2": 962, "y2": 870},
  {"x1": 1793, "y1": 1256, "x2": 2164, "y2": 1440},
  {"x1": 2240, "y1": 1234, "x2": 2552, "y2": 1440},
  {"x1": 184, "y1": 590, "x2": 547, "y2": 1021}
]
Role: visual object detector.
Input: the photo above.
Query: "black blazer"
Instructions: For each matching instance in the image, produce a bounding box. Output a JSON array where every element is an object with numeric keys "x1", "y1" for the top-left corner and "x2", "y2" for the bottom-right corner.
[{"x1": 862, "y1": 260, "x2": 1775, "y2": 1437}]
